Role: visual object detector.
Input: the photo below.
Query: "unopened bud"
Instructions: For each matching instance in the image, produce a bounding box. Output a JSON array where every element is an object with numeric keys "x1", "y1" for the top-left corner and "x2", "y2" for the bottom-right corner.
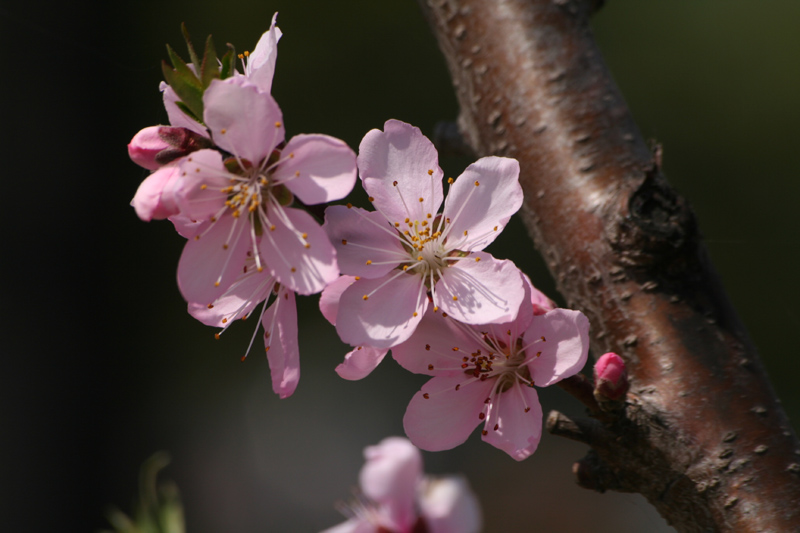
[
  {"x1": 128, "y1": 126, "x2": 170, "y2": 170},
  {"x1": 593, "y1": 352, "x2": 628, "y2": 403}
]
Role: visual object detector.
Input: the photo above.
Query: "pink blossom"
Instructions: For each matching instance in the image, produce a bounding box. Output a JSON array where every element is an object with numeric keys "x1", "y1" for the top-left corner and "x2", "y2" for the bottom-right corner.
[
  {"x1": 392, "y1": 280, "x2": 590, "y2": 460},
  {"x1": 325, "y1": 120, "x2": 525, "y2": 349},
  {"x1": 131, "y1": 164, "x2": 181, "y2": 221},
  {"x1": 234, "y1": 12, "x2": 282, "y2": 93},
  {"x1": 174, "y1": 78, "x2": 356, "y2": 302},
  {"x1": 323, "y1": 437, "x2": 481, "y2": 533},
  {"x1": 128, "y1": 126, "x2": 170, "y2": 170}
]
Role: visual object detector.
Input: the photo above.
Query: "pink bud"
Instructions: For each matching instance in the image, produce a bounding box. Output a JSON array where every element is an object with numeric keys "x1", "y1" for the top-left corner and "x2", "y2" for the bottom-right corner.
[
  {"x1": 593, "y1": 352, "x2": 628, "y2": 402},
  {"x1": 131, "y1": 165, "x2": 181, "y2": 221},
  {"x1": 128, "y1": 126, "x2": 170, "y2": 170},
  {"x1": 530, "y1": 286, "x2": 556, "y2": 316}
]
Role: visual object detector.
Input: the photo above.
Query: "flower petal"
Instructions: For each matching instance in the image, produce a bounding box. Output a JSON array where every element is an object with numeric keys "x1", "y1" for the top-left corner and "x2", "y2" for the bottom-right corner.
[
  {"x1": 259, "y1": 206, "x2": 338, "y2": 295},
  {"x1": 392, "y1": 306, "x2": 478, "y2": 376},
  {"x1": 262, "y1": 288, "x2": 300, "y2": 398},
  {"x1": 359, "y1": 120, "x2": 443, "y2": 225},
  {"x1": 335, "y1": 274, "x2": 428, "y2": 349},
  {"x1": 131, "y1": 165, "x2": 181, "y2": 221},
  {"x1": 482, "y1": 383, "x2": 543, "y2": 461},
  {"x1": 203, "y1": 78, "x2": 285, "y2": 163},
  {"x1": 483, "y1": 273, "x2": 535, "y2": 343},
  {"x1": 242, "y1": 13, "x2": 282, "y2": 93},
  {"x1": 419, "y1": 477, "x2": 482, "y2": 533},
  {"x1": 360, "y1": 437, "x2": 422, "y2": 531},
  {"x1": 274, "y1": 134, "x2": 357, "y2": 205},
  {"x1": 174, "y1": 149, "x2": 230, "y2": 221},
  {"x1": 335, "y1": 346, "x2": 388, "y2": 381},
  {"x1": 403, "y1": 375, "x2": 494, "y2": 452},
  {"x1": 324, "y1": 205, "x2": 406, "y2": 278},
  {"x1": 440, "y1": 157, "x2": 522, "y2": 251},
  {"x1": 526, "y1": 309, "x2": 590, "y2": 387},
  {"x1": 177, "y1": 216, "x2": 251, "y2": 304},
  {"x1": 435, "y1": 254, "x2": 524, "y2": 325},
  {"x1": 187, "y1": 266, "x2": 276, "y2": 327},
  {"x1": 318, "y1": 275, "x2": 356, "y2": 325}
]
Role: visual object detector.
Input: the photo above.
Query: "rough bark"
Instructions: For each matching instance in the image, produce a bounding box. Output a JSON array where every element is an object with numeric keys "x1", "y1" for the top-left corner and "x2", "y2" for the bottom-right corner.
[{"x1": 417, "y1": 0, "x2": 800, "y2": 531}]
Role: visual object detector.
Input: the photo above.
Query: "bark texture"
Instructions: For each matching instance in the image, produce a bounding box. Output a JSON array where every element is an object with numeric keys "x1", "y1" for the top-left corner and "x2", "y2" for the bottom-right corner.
[{"x1": 417, "y1": 0, "x2": 800, "y2": 531}]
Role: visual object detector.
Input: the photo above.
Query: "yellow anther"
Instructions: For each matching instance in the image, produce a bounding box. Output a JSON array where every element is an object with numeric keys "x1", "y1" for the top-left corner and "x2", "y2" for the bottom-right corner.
[
  {"x1": 342, "y1": 239, "x2": 347, "y2": 245},
  {"x1": 304, "y1": 243, "x2": 310, "y2": 249},
  {"x1": 368, "y1": 196, "x2": 375, "y2": 202},
  {"x1": 363, "y1": 295, "x2": 369, "y2": 300},
  {"x1": 221, "y1": 128, "x2": 227, "y2": 134},
  {"x1": 418, "y1": 197, "x2": 424, "y2": 202},
  {"x1": 413, "y1": 312, "x2": 418, "y2": 317},
  {"x1": 207, "y1": 303, "x2": 214, "y2": 309},
  {"x1": 421, "y1": 220, "x2": 428, "y2": 226},
  {"x1": 200, "y1": 184, "x2": 207, "y2": 190},
  {"x1": 289, "y1": 152, "x2": 294, "y2": 158},
  {"x1": 417, "y1": 256, "x2": 423, "y2": 261},
  {"x1": 393, "y1": 181, "x2": 398, "y2": 186},
  {"x1": 295, "y1": 171, "x2": 300, "y2": 177},
  {"x1": 195, "y1": 168, "x2": 201, "y2": 173},
  {"x1": 427, "y1": 213, "x2": 432, "y2": 218},
  {"x1": 394, "y1": 222, "x2": 400, "y2": 227},
  {"x1": 354, "y1": 276, "x2": 361, "y2": 280},
  {"x1": 244, "y1": 50, "x2": 250, "y2": 57},
  {"x1": 366, "y1": 260, "x2": 372, "y2": 265},
  {"x1": 222, "y1": 318, "x2": 227, "y2": 323},
  {"x1": 347, "y1": 203, "x2": 353, "y2": 209},
  {"x1": 257, "y1": 266, "x2": 263, "y2": 272},
  {"x1": 275, "y1": 121, "x2": 282, "y2": 128},
  {"x1": 238, "y1": 53, "x2": 244, "y2": 59},
  {"x1": 433, "y1": 306, "x2": 439, "y2": 312},
  {"x1": 464, "y1": 230, "x2": 468, "y2": 236},
  {"x1": 405, "y1": 218, "x2": 410, "y2": 223},
  {"x1": 214, "y1": 281, "x2": 220, "y2": 287},
  {"x1": 453, "y1": 296, "x2": 458, "y2": 301},
  {"x1": 291, "y1": 267, "x2": 296, "y2": 272},
  {"x1": 493, "y1": 226, "x2": 498, "y2": 231},
  {"x1": 402, "y1": 265, "x2": 409, "y2": 271},
  {"x1": 475, "y1": 257, "x2": 481, "y2": 262},
  {"x1": 302, "y1": 233, "x2": 308, "y2": 239},
  {"x1": 270, "y1": 224, "x2": 276, "y2": 231},
  {"x1": 447, "y1": 177, "x2": 454, "y2": 184},
  {"x1": 475, "y1": 180, "x2": 480, "y2": 186},
  {"x1": 428, "y1": 169, "x2": 434, "y2": 175},
  {"x1": 223, "y1": 244, "x2": 229, "y2": 250}
]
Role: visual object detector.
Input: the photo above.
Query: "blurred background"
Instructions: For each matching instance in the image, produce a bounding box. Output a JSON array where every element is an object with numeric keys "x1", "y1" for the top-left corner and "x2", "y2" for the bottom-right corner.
[{"x1": 3, "y1": 1, "x2": 799, "y2": 531}]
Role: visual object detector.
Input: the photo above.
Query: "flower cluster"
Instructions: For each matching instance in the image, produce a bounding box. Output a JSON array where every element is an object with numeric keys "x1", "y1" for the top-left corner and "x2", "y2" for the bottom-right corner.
[
  {"x1": 128, "y1": 15, "x2": 357, "y2": 398},
  {"x1": 129, "y1": 18, "x2": 590, "y2": 463},
  {"x1": 323, "y1": 437, "x2": 482, "y2": 533}
]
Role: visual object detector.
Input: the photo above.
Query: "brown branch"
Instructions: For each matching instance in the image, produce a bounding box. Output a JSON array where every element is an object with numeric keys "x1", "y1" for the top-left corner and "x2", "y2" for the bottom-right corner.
[{"x1": 417, "y1": 0, "x2": 800, "y2": 531}]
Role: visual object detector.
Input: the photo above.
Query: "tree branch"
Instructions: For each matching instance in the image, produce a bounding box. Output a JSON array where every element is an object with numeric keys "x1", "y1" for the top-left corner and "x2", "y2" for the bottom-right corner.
[{"x1": 417, "y1": 0, "x2": 800, "y2": 530}]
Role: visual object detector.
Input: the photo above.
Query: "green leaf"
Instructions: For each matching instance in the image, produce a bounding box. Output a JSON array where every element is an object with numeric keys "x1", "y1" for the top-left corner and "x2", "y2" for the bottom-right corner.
[
  {"x1": 180, "y1": 23, "x2": 201, "y2": 72},
  {"x1": 200, "y1": 34, "x2": 220, "y2": 88},
  {"x1": 219, "y1": 43, "x2": 237, "y2": 80},
  {"x1": 162, "y1": 57, "x2": 204, "y2": 121}
]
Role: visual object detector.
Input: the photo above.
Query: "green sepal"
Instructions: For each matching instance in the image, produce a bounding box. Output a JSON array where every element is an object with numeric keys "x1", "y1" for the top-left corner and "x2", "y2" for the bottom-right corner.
[{"x1": 219, "y1": 43, "x2": 237, "y2": 80}]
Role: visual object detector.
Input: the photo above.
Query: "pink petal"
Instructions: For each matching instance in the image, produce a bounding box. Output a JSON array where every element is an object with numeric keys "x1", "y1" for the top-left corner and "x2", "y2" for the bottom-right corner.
[
  {"x1": 318, "y1": 275, "x2": 356, "y2": 325},
  {"x1": 392, "y1": 306, "x2": 478, "y2": 376},
  {"x1": 203, "y1": 78, "x2": 285, "y2": 163},
  {"x1": 177, "y1": 216, "x2": 252, "y2": 304},
  {"x1": 187, "y1": 266, "x2": 276, "y2": 327},
  {"x1": 440, "y1": 156, "x2": 522, "y2": 251},
  {"x1": 419, "y1": 477, "x2": 482, "y2": 533},
  {"x1": 273, "y1": 134, "x2": 357, "y2": 205},
  {"x1": 169, "y1": 214, "x2": 204, "y2": 239},
  {"x1": 359, "y1": 437, "x2": 422, "y2": 531},
  {"x1": 174, "y1": 149, "x2": 230, "y2": 220},
  {"x1": 335, "y1": 274, "x2": 428, "y2": 349},
  {"x1": 242, "y1": 13, "x2": 282, "y2": 93},
  {"x1": 403, "y1": 375, "x2": 494, "y2": 452},
  {"x1": 359, "y1": 120, "x2": 443, "y2": 225},
  {"x1": 128, "y1": 126, "x2": 170, "y2": 170},
  {"x1": 324, "y1": 205, "x2": 406, "y2": 279},
  {"x1": 435, "y1": 254, "x2": 524, "y2": 325},
  {"x1": 258, "y1": 206, "x2": 338, "y2": 295},
  {"x1": 161, "y1": 82, "x2": 208, "y2": 136},
  {"x1": 335, "y1": 346, "x2": 388, "y2": 381},
  {"x1": 131, "y1": 165, "x2": 181, "y2": 221},
  {"x1": 263, "y1": 288, "x2": 300, "y2": 398},
  {"x1": 526, "y1": 309, "x2": 590, "y2": 387},
  {"x1": 482, "y1": 383, "x2": 543, "y2": 461}
]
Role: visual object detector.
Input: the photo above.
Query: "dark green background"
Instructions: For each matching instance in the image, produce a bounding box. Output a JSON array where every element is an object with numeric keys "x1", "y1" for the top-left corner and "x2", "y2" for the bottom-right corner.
[{"x1": 3, "y1": 1, "x2": 799, "y2": 531}]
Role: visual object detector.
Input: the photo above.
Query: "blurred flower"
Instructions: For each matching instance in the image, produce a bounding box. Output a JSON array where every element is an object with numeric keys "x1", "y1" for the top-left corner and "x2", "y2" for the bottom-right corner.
[
  {"x1": 323, "y1": 437, "x2": 481, "y2": 533},
  {"x1": 593, "y1": 352, "x2": 628, "y2": 403}
]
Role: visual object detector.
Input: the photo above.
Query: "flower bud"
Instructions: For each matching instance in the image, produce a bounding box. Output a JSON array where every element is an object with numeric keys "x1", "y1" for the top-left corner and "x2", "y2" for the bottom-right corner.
[
  {"x1": 593, "y1": 352, "x2": 628, "y2": 402},
  {"x1": 530, "y1": 286, "x2": 556, "y2": 316},
  {"x1": 128, "y1": 126, "x2": 170, "y2": 170}
]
